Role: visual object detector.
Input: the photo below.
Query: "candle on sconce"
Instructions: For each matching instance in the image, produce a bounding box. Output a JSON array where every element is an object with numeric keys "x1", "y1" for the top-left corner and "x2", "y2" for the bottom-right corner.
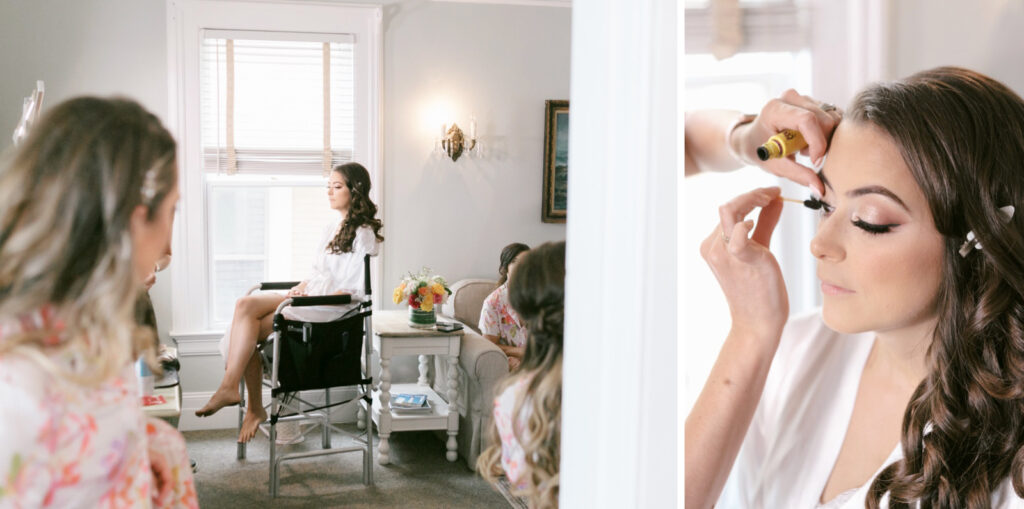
[
  {"x1": 441, "y1": 123, "x2": 447, "y2": 138},
  {"x1": 469, "y1": 116, "x2": 477, "y2": 140}
]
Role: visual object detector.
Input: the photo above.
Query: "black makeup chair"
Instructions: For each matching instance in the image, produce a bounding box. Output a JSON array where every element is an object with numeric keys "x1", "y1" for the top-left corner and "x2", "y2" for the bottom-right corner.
[{"x1": 236, "y1": 254, "x2": 374, "y2": 497}]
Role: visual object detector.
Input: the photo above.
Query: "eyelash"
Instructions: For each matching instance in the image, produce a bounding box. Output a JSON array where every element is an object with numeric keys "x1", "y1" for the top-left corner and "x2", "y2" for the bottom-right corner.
[
  {"x1": 811, "y1": 198, "x2": 899, "y2": 235},
  {"x1": 852, "y1": 219, "x2": 897, "y2": 235}
]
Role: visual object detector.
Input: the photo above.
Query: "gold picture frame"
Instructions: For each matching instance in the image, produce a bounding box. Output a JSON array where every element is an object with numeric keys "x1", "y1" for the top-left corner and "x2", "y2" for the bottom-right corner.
[{"x1": 542, "y1": 100, "x2": 569, "y2": 223}]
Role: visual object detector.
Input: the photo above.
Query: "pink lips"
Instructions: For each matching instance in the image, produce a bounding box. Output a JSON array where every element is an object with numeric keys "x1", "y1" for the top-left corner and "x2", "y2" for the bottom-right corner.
[{"x1": 820, "y1": 280, "x2": 854, "y2": 296}]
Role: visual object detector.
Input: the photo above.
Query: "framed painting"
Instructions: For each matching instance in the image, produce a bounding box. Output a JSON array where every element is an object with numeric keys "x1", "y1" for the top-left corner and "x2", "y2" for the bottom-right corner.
[{"x1": 542, "y1": 100, "x2": 569, "y2": 223}]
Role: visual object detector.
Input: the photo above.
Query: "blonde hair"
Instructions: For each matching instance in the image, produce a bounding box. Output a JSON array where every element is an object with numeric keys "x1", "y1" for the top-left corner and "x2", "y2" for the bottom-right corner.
[
  {"x1": 0, "y1": 97, "x2": 177, "y2": 385},
  {"x1": 478, "y1": 241, "x2": 565, "y2": 508}
]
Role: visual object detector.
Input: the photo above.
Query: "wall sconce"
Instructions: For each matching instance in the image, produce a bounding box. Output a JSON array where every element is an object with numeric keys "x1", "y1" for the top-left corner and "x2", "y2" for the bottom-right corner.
[{"x1": 436, "y1": 117, "x2": 478, "y2": 161}]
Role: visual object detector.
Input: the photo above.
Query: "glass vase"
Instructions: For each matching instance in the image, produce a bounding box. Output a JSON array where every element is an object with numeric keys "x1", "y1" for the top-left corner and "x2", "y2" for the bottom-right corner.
[{"x1": 408, "y1": 307, "x2": 436, "y2": 329}]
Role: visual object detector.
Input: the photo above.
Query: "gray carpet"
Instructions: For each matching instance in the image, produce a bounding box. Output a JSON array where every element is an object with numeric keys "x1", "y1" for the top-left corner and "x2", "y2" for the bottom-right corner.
[{"x1": 184, "y1": 425, "x2": 509, "y2": 508}]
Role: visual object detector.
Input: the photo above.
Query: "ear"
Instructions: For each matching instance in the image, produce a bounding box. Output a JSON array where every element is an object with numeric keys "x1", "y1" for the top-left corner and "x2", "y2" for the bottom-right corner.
[{"x1": 128, "y1": 203, "x2": 150, "y2": 239}]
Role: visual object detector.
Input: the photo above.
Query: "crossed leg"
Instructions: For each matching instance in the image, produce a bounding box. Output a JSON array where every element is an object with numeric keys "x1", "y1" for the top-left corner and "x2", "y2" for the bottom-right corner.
[{"x1": 196, "y1": 293, "x2": 284, "y2": 425}]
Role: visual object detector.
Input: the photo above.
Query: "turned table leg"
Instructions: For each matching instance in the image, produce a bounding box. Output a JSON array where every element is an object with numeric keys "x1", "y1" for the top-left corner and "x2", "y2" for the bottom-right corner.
[
  {"x1": 446, "y1": 355, "x2": 459, "y2": 462},
  {"x1": 418, "y1": 354, "x2": 430, "y2": 386}
]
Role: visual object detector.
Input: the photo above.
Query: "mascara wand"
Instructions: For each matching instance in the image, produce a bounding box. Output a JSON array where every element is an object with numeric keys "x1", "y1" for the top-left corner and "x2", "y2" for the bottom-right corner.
[{"x1": 781, "y1": 197, "x2": 823, "y2": 210}]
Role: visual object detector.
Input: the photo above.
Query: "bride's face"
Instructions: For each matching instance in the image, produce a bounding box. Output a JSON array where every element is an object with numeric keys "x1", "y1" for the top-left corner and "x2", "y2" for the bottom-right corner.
[{"x1": 811, "y1": 121, "x2": 945, "y2": 335}]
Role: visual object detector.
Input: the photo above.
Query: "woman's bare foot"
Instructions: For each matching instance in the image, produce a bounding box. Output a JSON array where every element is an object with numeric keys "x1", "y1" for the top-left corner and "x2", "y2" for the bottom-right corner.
[
  {"x1": 238, "y1": 406, "x2": 268, "y2": 443},
  {"x1": 195, "y1": 388, "x2": 240, "y2": 417}
]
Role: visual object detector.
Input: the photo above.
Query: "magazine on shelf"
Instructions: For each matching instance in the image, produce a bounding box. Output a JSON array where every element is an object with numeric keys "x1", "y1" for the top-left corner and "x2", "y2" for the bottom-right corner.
[
  {"x1": 392, "y1": 400, "x2": 433, "y2": 414},
  {"x1": 392, "y1": 393, "x2": 427, "y2": 408},
  {"x1": 391, "y1": 393, "x2": 431, "y2": 413}
]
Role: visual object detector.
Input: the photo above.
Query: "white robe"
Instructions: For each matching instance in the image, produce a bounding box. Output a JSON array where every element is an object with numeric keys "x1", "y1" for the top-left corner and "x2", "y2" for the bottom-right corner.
[
  {"x1": 718, "y1": 310, "x2": 1024, "y2": 508},
  {"x1": 218, "y1": 218, "x2": 379, "y2": 359}
]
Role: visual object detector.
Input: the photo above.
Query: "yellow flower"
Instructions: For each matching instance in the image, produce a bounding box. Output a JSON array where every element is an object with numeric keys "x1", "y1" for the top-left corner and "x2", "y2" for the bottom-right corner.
[
  {"x1": 392, "y1": 287, "x2": 402, "y2": 304},
  {"x1": 431, "y1": 282, "x2": 445, "y2": 295},
  {"x1": 421, "y1": 298, "x2": 434, "y2": 312}
]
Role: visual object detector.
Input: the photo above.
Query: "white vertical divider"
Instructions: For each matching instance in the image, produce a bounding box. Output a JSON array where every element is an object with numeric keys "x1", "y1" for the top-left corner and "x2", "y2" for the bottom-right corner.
[{"x1": 561, "y1": 0, "x2": 677, "y2": 507}]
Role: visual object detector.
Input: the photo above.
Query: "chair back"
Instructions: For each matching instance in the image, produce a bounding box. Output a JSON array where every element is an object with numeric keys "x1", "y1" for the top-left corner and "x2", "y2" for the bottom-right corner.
[{"x1": 272, "y1": 311, "x2": 370, "y2": 394}]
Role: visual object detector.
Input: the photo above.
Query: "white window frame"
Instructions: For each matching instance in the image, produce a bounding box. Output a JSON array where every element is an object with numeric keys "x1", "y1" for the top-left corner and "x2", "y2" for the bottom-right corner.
[{"x1": 166, "y1": 0, "x2": 383, "y2": 337}]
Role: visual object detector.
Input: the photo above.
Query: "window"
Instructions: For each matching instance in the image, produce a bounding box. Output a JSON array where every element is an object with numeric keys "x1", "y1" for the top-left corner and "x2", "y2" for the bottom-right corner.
[
  {"x1": 683, "y1": 2, "x2": 814, "y2": 413},
  {"x1": 206, "y1": 177, "x2": 338, "y2": 326},
  {"x1": 166, "y1": 1, "x2": 381, "y2": 334},
  {"x1": 200, "y1": 34, "x2": 356, "y2": 175},
  {"x1": 199, "y1": 32, "x2": 357, "y2": 328}
]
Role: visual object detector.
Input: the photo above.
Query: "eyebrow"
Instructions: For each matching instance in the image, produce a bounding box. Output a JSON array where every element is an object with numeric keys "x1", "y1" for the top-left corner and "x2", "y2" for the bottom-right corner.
[{"x1": 818, "y1": 170, "x2": 910, "y2": 212}]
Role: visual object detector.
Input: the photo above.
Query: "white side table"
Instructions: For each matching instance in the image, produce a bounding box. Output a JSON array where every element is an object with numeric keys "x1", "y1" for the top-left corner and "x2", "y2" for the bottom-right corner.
[
  {"x1": 359, "y1": 309, "x2": 463, "y2": 465},
  {"x1": 143, "y1": 385, "x2": 182, "y2": 427}
]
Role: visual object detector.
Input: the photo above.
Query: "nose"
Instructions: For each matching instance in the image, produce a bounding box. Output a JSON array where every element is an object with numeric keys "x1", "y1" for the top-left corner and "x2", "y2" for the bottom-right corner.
[{"x1": 809, "y1": 215, "x2": 845, "y2": 262}]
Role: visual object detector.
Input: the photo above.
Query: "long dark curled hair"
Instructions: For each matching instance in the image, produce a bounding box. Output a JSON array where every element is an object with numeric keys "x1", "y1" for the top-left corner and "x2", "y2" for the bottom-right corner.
[
  {"x1": 497, "y1": 242, "x2": 530, "y2": 285},
  {"x1": 478, "y1": 241, "x2": 564, "y2": 508},
  {"x1": 326, "y1": 162, "x2": 384, "y2": 253},
  {"x1": 851, "y1": 68, "x2": 1024, "y2": 507}
]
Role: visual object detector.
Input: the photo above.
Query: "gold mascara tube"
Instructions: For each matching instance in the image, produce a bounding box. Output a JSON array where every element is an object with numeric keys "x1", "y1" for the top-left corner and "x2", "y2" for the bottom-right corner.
[{"x1": 757, "y1": 129, "x2": 807, "y2": 161}]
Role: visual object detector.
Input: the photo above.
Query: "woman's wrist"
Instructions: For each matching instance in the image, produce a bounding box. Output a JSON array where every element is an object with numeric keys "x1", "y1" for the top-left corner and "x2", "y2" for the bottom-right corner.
[
  {"x1": 725, "y1": 113, "x2": 757, "y2": 167},
  {"x1": 726, "y1": 325, "x2": 783, "y2": 358}
]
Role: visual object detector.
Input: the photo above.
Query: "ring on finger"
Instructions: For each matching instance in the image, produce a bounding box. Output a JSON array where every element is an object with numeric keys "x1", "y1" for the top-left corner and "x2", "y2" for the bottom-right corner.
[
  {"x1": 721, "y1": 230, "x2": 731, "y2": 244},
  {"x1": 820, "y1": 102, "x2": 837, "y2": 112}
]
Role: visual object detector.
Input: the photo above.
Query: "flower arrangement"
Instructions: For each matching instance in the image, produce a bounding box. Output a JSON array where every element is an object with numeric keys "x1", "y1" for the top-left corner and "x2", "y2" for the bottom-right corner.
[{"x1": 393, "y1": 268, "x2": 451, "y2": 313}]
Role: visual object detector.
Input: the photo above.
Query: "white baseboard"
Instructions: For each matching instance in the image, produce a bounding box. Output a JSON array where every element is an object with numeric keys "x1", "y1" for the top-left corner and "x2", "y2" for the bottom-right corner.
[{"x1": 180, "y1": 387, "x2": 362, "y2": 431}]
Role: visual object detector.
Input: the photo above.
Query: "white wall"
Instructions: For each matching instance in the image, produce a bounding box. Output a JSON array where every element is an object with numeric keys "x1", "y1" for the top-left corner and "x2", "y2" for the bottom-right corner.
[
  {"x1": 0, "y1": 0, "x2": 174, "y2": 345},
  {"x1": 380, "y1": 2, "x2": 569, "y2": 301},
  {"x1": 889, "y1": 0, "x2": 1024, "y2": 93}
]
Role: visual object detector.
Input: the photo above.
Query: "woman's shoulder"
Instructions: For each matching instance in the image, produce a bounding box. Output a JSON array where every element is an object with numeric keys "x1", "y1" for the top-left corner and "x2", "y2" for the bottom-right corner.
[
  {"x1": 0, "y1": 356, "x2": 48, "y2": 421},
  {"x1": 351, "y1": 224, "x2": 380, "y2": 254},
  {"x1": 993, "y1": 478, "x2": 1024, "y2": 508},
  {"x1": 482, "y1": 284, "x2": 507, "y2": 308}
]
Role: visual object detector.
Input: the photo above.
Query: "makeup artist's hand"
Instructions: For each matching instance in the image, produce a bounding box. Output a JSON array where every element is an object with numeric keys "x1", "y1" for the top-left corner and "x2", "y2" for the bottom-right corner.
[
  {"x1": 732, "y1": 90, "x2": 842, "y2": 196},
  {"x1": 700, "y1": 186, "x2": 788, "y2": 343}
]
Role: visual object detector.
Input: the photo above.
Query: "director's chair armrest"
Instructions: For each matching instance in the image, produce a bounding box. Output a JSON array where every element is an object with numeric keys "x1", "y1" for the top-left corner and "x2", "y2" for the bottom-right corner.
[
  {"x1": 288, "y1": 294, "x2": 353, "y2": 307},
  {"x1": 259, "y1": 281, "x2": 303, "y2": 291}
]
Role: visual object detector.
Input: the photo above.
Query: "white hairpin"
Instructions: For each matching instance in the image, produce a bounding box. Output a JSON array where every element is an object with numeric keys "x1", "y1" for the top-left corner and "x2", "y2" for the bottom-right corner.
[
  {"x1": 958, "y1": 205, "x2": 1015, "y2": 258},
  {"x1": 140, "y1": 166, "x2": 159, "y2": 204}
]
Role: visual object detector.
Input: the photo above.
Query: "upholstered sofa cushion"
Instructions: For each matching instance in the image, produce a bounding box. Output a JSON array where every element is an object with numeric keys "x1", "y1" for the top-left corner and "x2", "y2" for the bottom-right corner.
[{"x1": 441, "y1": 279, "x2": 498, "y2": 335}]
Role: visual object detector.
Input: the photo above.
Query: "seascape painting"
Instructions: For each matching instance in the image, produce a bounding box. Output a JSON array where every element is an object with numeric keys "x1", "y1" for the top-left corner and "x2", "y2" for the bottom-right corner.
[{"x1": 543, "y1": 100, "x2": 569, "y2": 223}]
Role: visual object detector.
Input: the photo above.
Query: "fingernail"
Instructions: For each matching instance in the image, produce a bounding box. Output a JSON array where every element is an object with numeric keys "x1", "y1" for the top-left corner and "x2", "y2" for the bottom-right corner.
[
  {"x1": 744, "y1": 219, "x2": 754, "y2": 229},
  {"x1": 809, "y1": 185, "x2": 822, "y2": 199},
  {"x1": 813, "y1": 156, "x2": 824, "y2": 169}
]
